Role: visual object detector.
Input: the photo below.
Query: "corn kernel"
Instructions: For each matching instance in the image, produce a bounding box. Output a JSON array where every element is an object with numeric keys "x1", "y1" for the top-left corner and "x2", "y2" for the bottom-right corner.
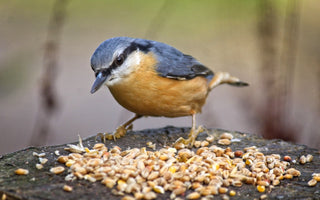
[
  {"x1": 257, "y1": 185, "x2": 265, "y2": 193},
  {"x1": 229, "y1": 190, "x2": 236, "y2": 196}
]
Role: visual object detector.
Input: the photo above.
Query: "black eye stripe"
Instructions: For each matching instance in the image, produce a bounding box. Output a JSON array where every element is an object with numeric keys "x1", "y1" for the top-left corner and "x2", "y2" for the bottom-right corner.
[{"x1": 108, "y1": 41, "x2": 152, "y2": 72}]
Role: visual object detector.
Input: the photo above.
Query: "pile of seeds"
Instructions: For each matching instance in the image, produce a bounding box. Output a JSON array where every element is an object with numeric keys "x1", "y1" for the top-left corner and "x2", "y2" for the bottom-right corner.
[{"x1": 52, "y1": 133, "x2": 310, "y2": 200}]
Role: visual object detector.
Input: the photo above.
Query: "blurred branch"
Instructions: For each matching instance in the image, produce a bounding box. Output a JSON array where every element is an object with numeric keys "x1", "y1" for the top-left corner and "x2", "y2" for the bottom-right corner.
[
  {"x1": 278, "y1": 0, "x2": 301, "y2": 137},
  {"x1": 30, "y1": 0, "x2": 69, "y2": 146},
  {"x1": 257, "y1": 0, "x2": 301, "y2": 141},
  {"x1": 257, "y1": 0, "x2": 280, "y2": 139}
]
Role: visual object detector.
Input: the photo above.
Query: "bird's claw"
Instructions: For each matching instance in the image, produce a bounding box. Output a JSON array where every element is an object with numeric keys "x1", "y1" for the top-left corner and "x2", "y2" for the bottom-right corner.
[
  {"x1": 95, "y1": 124, "x2": 133, "y2": 143},
  {"x1": 173, "y1": 126, "x2": 205, "y2": 148}
]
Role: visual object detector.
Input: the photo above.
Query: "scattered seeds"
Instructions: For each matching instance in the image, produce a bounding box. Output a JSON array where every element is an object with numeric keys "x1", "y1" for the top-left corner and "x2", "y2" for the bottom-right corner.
[
  {"x1": 50, "y1": 166, "x2": 65, "y2": 174},
  {"x1": 57, "y1": 156, "x2": 69, "y2": 164},
  {"x1": 229, "y1": 190, "x2": 236, "y2": 196},
  {"x1": 36, "y1": 164, "x2": 43, "y2": 170},
  {"x1": 39, "y1": 158, "x2": 48, "y2": 165},
  {"x1": 15, "y1": 168, "x2": 29, "y2": 175},
  {"x1": 306, "y1": 154, "x2": 313, "y2": 162},
  {"x1": 220, "y1": 132, "x2": 233, "y2": 140},
  {"x1": 283, "y1": 156, "x2": 291, "y2": 162},
  {"x1": 299, "y1": 155, "x2": 307, "y2": 164},
  {"x1": 193, "y1": 141, "x2": 201, "y2": 148},
  {"x1": 146, "y1": 141, "x2": 156, "y2": 150},
  {"x1": 206, "y1": 135, "x2": 214, "y2": 143},
  {"x1": 260, "y1": 194, "x2": 268, "y2": 200},
  {"x1": 186, "y1": 192, "x2": 201, "y2": 199},
  {"x1": 234, "y1": 150, "x2": 243, "y2": 157},
  {"x1": 312, "y1": 173, "x2": 320, "y2": 182},
  {"x1": 56, "y1": 133, "x2": 304, "y2": 199},
  {"x1": 257, "y1": 185, "x2": 265, "y2": 193},
  {"x1": 308, "y1": 178, "x2": 317, "y2": 187},
  {"x1": 55, "y1": 150, "x2": 60, "y2": 156},
  {"x1": 33, "y1": 152, "x2": 46, "y2": 157},
  {"x1": 218, "y1": 139, "x2": 231, "y2": 145},
  {"x1": 63, "y1": 185, "x2": 73, "y2": 192}
]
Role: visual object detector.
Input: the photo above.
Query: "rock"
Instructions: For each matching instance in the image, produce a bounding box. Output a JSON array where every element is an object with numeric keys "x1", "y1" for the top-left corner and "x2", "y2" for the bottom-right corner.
[{"x1": 0, "y1": 126, "x2": 319, "y2": 200}]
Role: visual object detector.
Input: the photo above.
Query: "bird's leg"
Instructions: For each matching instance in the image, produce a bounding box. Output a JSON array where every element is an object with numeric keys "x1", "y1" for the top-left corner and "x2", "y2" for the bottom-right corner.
[
  {"x1": 174, "y1": 114, "x2": 204, "y2": 148},
  {"x1": 97, "y1": 114, "x2": 142, "y2": 143}
]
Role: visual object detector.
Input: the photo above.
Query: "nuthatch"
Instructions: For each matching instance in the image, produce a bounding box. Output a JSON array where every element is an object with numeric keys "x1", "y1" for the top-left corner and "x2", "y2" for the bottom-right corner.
[{"x1": 90, "y1": 37, "x2": 248, "y2": 147}]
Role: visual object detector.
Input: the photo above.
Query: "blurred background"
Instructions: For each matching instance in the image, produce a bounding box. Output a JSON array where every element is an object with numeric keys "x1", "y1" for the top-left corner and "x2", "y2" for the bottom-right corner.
[{"x1": 0, "y1": 0, "x2": 319, "y2": 154}]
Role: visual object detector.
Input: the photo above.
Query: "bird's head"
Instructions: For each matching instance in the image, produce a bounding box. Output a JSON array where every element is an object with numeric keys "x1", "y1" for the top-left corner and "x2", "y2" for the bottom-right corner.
[{"x1": 90, "y1": 37, "x2": 152, "y2": 94}]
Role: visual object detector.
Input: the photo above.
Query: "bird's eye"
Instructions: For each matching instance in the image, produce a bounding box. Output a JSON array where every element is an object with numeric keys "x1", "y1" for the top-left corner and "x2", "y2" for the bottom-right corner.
[{"x1": 115, "y1": 54, "x2": 125, "y2": 66}]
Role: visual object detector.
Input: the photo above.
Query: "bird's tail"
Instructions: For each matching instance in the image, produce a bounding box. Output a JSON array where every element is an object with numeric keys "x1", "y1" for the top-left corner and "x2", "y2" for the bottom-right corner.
[{"x1": 208, "y1": 71, "x2": 248, "y2": 91}]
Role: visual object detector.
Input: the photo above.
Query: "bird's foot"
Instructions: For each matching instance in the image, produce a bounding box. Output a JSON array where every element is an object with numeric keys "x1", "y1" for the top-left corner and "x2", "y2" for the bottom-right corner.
[
  {"x1": 96, "y1": 124, "x2": 133, "y2": 143},
  {"x1": 174, "y1": 126, "x2": 205, "y2": 148}
]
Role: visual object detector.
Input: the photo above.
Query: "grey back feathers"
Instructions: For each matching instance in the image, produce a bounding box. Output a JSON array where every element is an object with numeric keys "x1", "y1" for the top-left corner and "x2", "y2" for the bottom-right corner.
[{"x1": 90, "y1": 37, "x2": 213, "y2": 80}]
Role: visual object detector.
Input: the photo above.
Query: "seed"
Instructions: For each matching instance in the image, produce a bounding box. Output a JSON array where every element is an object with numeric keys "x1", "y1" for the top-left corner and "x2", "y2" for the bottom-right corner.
[
  {"x1": 33, "y1": 152, "x2": 46, "y2": 157},
  {"x1": 283, "y1": 156, "x2": 291, "y2": 162},
  {"x1": 234, "y1": 151, "x2": 243, "y2": 157},
  {"x1": 299, "y1": 155, "x2": 307, "y2": 164},
  {"x1": 103, "y1": 177, "x2": 116, "y2": 188},
  {"x1": 194, "y1": 141, "x2": 201, "y2": 148},
  {"x1": 245, "y1": 159, "x2": 253, "y2": 165},
  {"x1": 82, "y1": 174, "x2": 95, "y2": 182},
  {"x1": 63, "y1": 185, "x2": 73, "y2": 192},
  {"x1": 260, "y1": 194, "x2": 268, "y2": 200},
  {"x1": 57, "y1": 156, "x2": 69, "y2": 164},
  {"x1": 284, "y1": 174, "x2": 293, "y2": 179},
  {"x1": 93, "y1": 143, "x2": 105, "y2": 150},
  {"x1": 39, "y1": 158, "x2": 48, "y2": 165},
  {"x1": 206, "y1": 136, "x2": 214, "y2": 143},
  {"x1": 15, "y1": 168, "x2": 29, "y2": 175},
  {"x1": 143, "y1": 191, "x2": 156, "y2": 200},
  {"x1": 172, "y1": 187, "x2": 186, "y2": 195},
  {"x1": 199, "y1": 186, "x2": 212, "y2": 196},
  {"x1": 221, "y1": 194, "x2": 230, "y2": 200},
  {"x1": 152, "y1": 185, "x2": 164, "y2": 194},
  {"x1": 121, "y1": 195, "x2": 135, "y2": 200},
  {"x1": 232, "y1": 180, "x2": 242, "y2": 187},
  {"x1": 134, "y1": 192, "x2": 144, "y2": 200},
  {"x1": 257, "y1": 185, "x2": 265, "y2": 193},
  {"x1": 229, "y1": 190, "x2": 236, "y2": 196},
  {"x1": 218, "y1": 139, "x2": 231, "y2": 145},
  {"x1": 147, "y1": 141, "x2": 156, "y2": 150},
  {"x1": 148, "y1": 171, "x2": 159, "y2": 181},
  {"x1": 186, "y1": 192, "x2": 200, "y2": 199},
  {"x1": 201, "y1": 141, "x2": 209, "y2": 147},
  {"x1": 65, "y1": 160, "x2": 75, "y2": 167},
  {"x1": 272, "y1": 179, "x2": 280, "y2": 186},
  {"x1": 312, "y1": 173, "x2": 320, "y2": 181},
  {"x1": 306, "y1": 154, "x2": 313, "y2": 162},
  {"x1": 159, "y1": 154, "x2": 169, "y2": 161},
  {"x1": 220, "y1": 133, "x2": 233, "y2": 140},
  {"x1": 286, "y1": 168, "x2": 301, "y2": 176},
  {"x1": 257, "y1": 181, "x2": 269, "y2": 186},
  {"x1": 308, "y1": 179, "x2": 317, "y2": 187},
  {"x1": 174, "y1": 142, "x2": 185, "y2": 150},
  {"x1": 36, "y1": 164, "x2": 43, "y2": 170},
  {"x1": 50, "y1": 166, "x2": 65, "y2": 174},
  {"x1": 219, "y1": 187, "x2": 228, "y2": 194},
  {"x1": 169, "y1": 166, "x2": 177, "y2": 174}
]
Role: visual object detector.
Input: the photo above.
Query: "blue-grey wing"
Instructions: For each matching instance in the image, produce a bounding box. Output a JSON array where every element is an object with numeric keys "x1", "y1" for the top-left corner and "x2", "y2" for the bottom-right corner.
[{"x1": 141, "y1": 39, "x2": 214, "y2": 80}]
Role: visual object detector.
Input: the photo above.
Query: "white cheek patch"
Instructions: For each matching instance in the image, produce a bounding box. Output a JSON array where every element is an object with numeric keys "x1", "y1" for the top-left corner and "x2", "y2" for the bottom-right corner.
[{"x1": 106, "y1": 51, "x2": 141, "y2": 86}]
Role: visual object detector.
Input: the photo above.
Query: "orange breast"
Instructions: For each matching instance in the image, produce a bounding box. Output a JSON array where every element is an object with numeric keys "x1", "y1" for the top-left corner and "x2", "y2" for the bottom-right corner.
[{"x1": 108, "y1": 52, "x2": 210, "y2": 117}]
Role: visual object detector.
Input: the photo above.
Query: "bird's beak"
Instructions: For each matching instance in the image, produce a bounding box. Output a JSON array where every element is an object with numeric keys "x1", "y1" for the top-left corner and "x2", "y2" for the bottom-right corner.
[{"x1": 90, "y1": 71, "x2": 108, "y2": 94}]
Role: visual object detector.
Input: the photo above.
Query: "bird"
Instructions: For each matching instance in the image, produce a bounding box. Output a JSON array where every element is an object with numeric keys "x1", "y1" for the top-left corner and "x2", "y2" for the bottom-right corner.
[{"x1": 90, "y1": 37, "x2": 248, "y2": 147}]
